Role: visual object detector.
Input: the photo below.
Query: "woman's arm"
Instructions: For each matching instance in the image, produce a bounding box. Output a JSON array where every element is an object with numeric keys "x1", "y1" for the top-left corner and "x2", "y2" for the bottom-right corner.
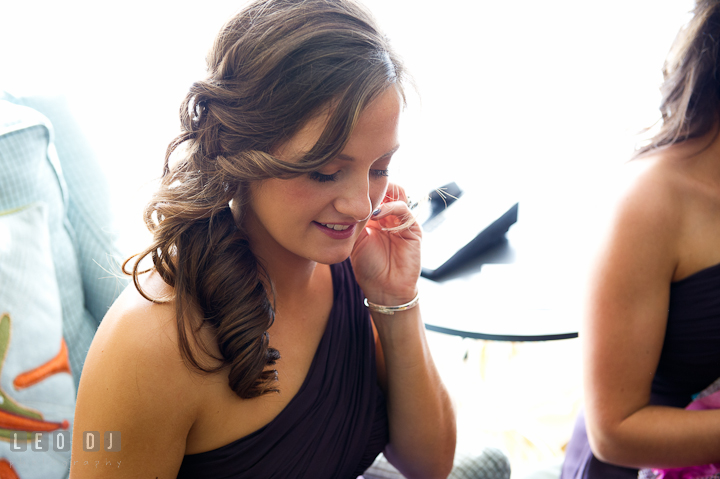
[
  {"x1": 352, "y1": 184, "x2": 455, "y2": 479},
  {"x1": 70, "y1": 286, "x2": 199, "y2": 478},
  {"x1": 371, "y1": 305, "x2": 456, "y2": 479},
  {"x1": 583, "y1": 165, "x2": 720, "y2": 469}
]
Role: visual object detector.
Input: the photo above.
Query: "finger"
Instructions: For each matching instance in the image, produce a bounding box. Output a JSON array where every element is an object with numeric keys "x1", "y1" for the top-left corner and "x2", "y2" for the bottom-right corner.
[
  {"x1": 370, "y1": 200, "x2": 410, "y2": 221},
  {"x1": 369, "y1": 201, "x2": 422, "y2": 236},
  {"x1": 383, "y1": 182, "x2": 407, "y2": 204}
]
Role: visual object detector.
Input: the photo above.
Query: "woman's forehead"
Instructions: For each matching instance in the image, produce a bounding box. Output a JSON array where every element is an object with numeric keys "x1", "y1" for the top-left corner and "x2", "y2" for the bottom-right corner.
[
  {"x1": 272, "y1": 112, "x2": 329, "y2": 162},
  {"x1": 273, "y1": 86, "x2": 402, "y2": 163}
]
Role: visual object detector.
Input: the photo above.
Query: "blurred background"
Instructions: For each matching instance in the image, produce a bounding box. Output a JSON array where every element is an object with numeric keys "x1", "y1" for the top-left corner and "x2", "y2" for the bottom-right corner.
[
  {"x1": 0, "y1": 1, "x2": 696, "y2": 476},
  {"x1": 0, "y1": 0, "x2": 695, "y2": 253}
]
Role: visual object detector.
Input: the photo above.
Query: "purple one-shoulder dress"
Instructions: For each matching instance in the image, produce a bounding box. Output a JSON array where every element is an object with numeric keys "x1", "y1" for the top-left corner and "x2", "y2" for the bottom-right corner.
[
  {"x1": 177, "y1": 260, "x2": 389, "y2": 479},
  {"x1": 562, "y1": 262, "x2": 720, "y2": 478}
]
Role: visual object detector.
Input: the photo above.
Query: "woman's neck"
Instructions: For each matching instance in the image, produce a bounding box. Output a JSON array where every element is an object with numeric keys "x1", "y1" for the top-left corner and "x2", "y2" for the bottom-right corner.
[
  {"x1": 242, "y1": 217, "x2": 326, "y2": 310},
  {"x1": 642, "y1": 123, "x2": 720, "y2": 188}
]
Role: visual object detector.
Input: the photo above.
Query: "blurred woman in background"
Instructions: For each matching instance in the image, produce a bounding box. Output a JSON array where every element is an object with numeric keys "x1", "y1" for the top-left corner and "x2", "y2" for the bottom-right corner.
[{"x1": 562, "y1": 1, "x2": 720, "y2": 477}]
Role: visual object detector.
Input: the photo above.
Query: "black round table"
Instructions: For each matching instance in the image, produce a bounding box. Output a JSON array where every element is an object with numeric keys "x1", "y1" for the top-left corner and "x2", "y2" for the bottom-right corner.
[{"x1": 418, "y1": 204, "x2": 582, "y2": 342}]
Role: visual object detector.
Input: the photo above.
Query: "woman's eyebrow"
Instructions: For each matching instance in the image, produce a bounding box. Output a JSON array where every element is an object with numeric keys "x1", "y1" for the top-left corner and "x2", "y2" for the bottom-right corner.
[{"x1": 336, "y1": 145, "x2": 400, "y2": 162}]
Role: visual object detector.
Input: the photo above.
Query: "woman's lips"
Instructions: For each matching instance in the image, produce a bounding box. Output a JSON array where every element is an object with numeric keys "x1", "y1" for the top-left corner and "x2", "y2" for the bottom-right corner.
[{"x1": 313, "y1": 221, "x2": 357, "y2": 239}]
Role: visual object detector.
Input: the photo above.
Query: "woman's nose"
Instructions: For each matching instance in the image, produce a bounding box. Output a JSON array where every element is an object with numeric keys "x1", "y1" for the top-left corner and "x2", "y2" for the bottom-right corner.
[{"x1": 334, "y1": 178, "x2": 373, "y2": 221}]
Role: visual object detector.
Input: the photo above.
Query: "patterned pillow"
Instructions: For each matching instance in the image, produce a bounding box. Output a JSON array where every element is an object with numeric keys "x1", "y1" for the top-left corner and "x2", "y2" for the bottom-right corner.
[{"x1": 0, "y1": 204, "x2": 75, "y2": 478}]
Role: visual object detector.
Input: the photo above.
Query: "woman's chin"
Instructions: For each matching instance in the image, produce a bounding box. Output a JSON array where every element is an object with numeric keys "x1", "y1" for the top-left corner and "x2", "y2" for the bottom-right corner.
[{"x1": 308, "y1": 248, "x2": 353, "y2": 266}]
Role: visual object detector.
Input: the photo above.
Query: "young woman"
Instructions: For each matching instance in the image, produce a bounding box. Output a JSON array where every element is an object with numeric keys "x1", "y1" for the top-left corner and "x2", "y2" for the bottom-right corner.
[
  {"x1": 562, "y1": 1, "x2": 720, "y2": 477},
  {"x1": 70, "y1": 1, "x2": 456, "y2": 477}
]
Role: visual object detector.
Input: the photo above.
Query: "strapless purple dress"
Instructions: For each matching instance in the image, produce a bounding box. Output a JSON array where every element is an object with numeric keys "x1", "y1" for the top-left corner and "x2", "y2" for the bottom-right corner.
[{"x1": 562, "y1": 261, "x2": 720, "y2": 478}]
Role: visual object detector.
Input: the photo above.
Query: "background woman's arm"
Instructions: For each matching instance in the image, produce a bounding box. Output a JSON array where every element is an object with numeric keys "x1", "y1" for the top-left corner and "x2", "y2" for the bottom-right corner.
[{"x1": 583, "y1": 165, "x2": 720, "y2": 469}]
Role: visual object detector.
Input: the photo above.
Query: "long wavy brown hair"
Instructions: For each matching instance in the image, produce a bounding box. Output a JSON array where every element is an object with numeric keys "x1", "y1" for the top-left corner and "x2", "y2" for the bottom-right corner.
[
  {"x1": 634, "y1": 0, "x2": 720, "y2": 158},
  {"x1": 124, "y1": 0, "x2": 405, "y2": 399}
]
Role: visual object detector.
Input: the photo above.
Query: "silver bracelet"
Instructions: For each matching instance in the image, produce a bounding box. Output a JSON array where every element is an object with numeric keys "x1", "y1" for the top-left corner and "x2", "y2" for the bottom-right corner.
[{"x1": 363, "y1": 292, "x2": 420, "y2": 315}]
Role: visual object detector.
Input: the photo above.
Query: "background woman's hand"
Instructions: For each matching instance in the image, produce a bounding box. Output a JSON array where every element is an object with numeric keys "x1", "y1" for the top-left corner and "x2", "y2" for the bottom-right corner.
[{"x1": 351, "y1": 183, "x2": 421, "y2": 306}]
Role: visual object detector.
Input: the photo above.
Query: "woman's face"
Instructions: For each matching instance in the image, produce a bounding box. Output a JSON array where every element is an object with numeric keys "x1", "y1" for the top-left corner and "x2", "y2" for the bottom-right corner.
[{"x1": 245, "y1": 86, "x2": 402, "y2": 266}]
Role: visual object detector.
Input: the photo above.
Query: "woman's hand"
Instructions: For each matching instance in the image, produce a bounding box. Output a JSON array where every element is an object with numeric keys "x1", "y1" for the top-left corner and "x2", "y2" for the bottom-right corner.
[
  {"x1": 350, "y1": 183, "x2": 421, "y2": 306},
  {"x1": 351, "y1": 183, "x2": 456, "y2": 479}
]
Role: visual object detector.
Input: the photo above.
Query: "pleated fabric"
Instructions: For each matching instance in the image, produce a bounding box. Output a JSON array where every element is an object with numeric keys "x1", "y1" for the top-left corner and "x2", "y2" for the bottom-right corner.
[{"x1": 177, "y1": 259, "x2": 389, "y2": 479}]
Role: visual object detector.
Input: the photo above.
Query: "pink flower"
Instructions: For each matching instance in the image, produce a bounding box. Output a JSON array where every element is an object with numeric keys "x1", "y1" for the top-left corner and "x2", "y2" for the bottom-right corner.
[
  {"x1": 651, "y1": 464, "x2": 720, "y2": 479},
  {"x1": 651, "y1": 388, "x2": 720, "y2": 478}
]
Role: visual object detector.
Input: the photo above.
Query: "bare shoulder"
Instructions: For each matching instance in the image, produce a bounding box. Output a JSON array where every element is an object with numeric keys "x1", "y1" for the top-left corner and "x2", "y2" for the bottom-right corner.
[
  {"x1": 581, "y1": 153, "x2": 686, "y2": 335},
  {"x1": 71, "y1": 272, "x2": 207, "y2": 478},
  {"x1": 599, "y1": 155, "x2": 685, "y2": 267},
  {"x1": 83, "y1": 272, "x2": 202, "y2": 399},
  {"x1": 615, "y1": 154, "x2": 687, "y2": 227},
  {"x1": 608, "y1": 146, "x2": 720, "y2": 279}
]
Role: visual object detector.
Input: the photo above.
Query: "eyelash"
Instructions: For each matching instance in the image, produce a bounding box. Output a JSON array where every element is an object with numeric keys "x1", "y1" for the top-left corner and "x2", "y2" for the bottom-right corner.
[
  {"x1": 308, "y1": 171, "x2": 338, "y2": 183},
  {"x1": 308, "y1": 169, "x2": 389, "y2": 183}
]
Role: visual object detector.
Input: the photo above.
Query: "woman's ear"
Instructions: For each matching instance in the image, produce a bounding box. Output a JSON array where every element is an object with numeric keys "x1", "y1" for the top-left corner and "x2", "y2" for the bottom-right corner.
[{"x1": 230, "y1": 183, "x2": 245, "y2": 227}]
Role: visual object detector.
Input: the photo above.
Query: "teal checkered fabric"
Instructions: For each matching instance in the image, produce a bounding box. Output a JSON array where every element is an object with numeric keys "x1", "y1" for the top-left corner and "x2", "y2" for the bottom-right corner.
[
  {"x1": 4, "y1": 94, "x2": 126, "y2": 326},
  {"x1": 0, "y1": 97, "x2": 126, "y2": 388}
]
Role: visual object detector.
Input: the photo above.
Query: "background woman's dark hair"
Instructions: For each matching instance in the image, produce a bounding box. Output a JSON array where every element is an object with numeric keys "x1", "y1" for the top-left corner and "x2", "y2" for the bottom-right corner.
[
  {"x1": 634, "y1": 0, "x2": 720, "y2": 158},
  {"x1": 124, "y1": 0, "x2": 405, "y2": 398}
]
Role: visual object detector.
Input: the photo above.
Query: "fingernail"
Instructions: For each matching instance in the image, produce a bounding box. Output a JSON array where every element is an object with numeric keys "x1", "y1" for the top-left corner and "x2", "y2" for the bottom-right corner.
[{"x1": 372, "y1": 207, "x2": 381, "y2": 216}]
